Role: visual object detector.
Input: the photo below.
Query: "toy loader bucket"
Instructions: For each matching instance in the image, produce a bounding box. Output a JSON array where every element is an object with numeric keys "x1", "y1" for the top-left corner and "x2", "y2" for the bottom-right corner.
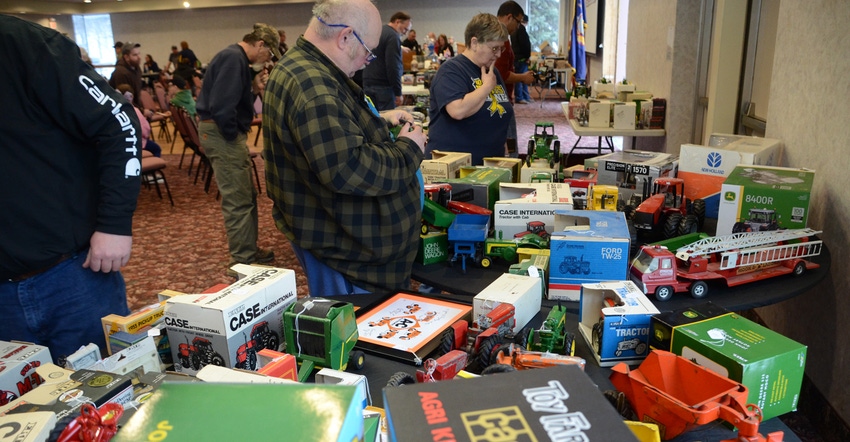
[{"x1": 610, "y1": 350, "x2": 781, "y2": 441}]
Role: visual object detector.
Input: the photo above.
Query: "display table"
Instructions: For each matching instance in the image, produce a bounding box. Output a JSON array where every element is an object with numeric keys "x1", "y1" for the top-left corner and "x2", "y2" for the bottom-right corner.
[
  {"x1": 335, "y1": 292, "x2": 802, "y2": 442},
  {"x1": 562, "y1": 103, "x2": 666, "y2": 154},
  {"x1": 401, "y1": 84, "x2": 429, "y2": 97}
]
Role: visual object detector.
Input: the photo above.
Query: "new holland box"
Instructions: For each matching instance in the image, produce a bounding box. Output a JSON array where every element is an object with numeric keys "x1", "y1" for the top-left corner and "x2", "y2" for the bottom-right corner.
[
  {"x1": 548, "y1": 211, "x2": 631, "y2": 301},
  {"x1": 578, "y1": 281, "x2": 660, "y2": 367},
  {"x1": 163, "y1": 265, "x2": 297, "y2": 375},
  {"x1": 594, "y1": 150, "x2": 678, "y2": 203},
  {"x1": 716, "y1": 165, "x2": 814, "y2": 235},
  {"x1": 494, "y1": 182, "x2": 573, "y2": 238},
  {"x1": 669, "y1": 313, "x2": 806, "y2": 420},
  {"x1": 0, "y1": 341, "x2": 52, "y2": 405},
  {"x1": 677, "y1": 137, "x2": 782, "y2": 218},
  {"x1": 384, "y1": 365, "x2": 638, "y2": 442},
  {"x1": 473, "y1": 273, "x2": 542, "y2": 334},
  {"x1": 421, "y1": 150, "x2": 472, "y2": 183}
]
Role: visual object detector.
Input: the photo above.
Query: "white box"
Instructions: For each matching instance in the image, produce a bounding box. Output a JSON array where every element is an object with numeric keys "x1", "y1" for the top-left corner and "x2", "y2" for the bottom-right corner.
[
  {"x1": 677, "y1": 137, "x2": 783, "y2": 218},
  {"x1": 592, "y1": 81, "x2": 615, "y2": 99},
  {"x1": 164, "y1": 265, "x2": 298, "y2": 375},
  {"x1": 316, "y1": 368, "x2": 370, "y2": 409},
  {"x1": 594, "y1": 150, "x2": 679, "y2": 203},
  {"x1": 0, "y1": 341, "x2": 52, "y2": 405},
  {"x1": 612, "y1": 102, "x2": 636, "y2": 130},
  {"x1": 519, "y1": 159, "x2": 559, "y2": 183},
  {"x1": 196, "y1": 365, "x2": 295, "y2": 384},
  {"x1": 494, "y1": 182, "x2": 573, "y2": 238},
  {"x1": 578, "y1": 281, "x2": 660, "y2": 367},
  {"x1": 614, "y1": 82, "x2": 636, "y2": 95},
  {"x1": 588, "y1": 101, "x2": 611, "y2": 128},
  {"x1": 473, "y1": 273, "x2": 542, "y2": 334},
  {"x1": 421, "y1": 150, "x2": 472, "y2": 183}
]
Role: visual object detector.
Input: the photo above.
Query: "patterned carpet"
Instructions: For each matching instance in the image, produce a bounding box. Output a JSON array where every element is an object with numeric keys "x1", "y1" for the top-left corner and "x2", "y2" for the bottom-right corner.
[{"x1": 123, "y1": 96, "x2": 577, "y2": 311}]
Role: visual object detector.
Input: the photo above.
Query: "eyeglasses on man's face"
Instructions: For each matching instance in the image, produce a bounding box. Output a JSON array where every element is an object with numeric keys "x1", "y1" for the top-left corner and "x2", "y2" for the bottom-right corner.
[{"x1": 315, "y1": 15, "x2": 377, "y2": 63}]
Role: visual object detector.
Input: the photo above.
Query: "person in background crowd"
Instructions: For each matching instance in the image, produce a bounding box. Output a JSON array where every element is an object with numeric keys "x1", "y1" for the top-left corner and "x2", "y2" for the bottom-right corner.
[
  {"x1": 109, "y1": 42, "x2": 143, "y2": 108},
  {"x1": 434, "y1": 33, "x2": 454, "y2": 59},
  {"x1": 0, "y1": 15, "x2": 141, "y2": 362},
  {"x1": 426, "y1": 13, "x2": 514, "y2": 165},
  {"x1": 169, "y1": 75, "x2": 197, "y2": 118},
  {"x1": 117, "y1": 84, "x2": 162, "y2": 158},
  {"x1": 512, "y1": 14, "x2": 533, "y2": 104},
  {"x1": 362, "y1": 11, "x2": 411, "y2": 110},
  {"x1": 113, "y1": 41, "x2": 123, "y2": 63},
  {"x1": 278, "y1": 29, "x2": 288, "y2": 56},
  {"x1": 174, "y1": 41, "x2": 198, "y2": 86},
  {"x1": 196, "y1": 23, "x2": 281, "y2": 278},
  {"x1": 401, "y1": 29, "x2": 422, "y2": 55},
  {"x1": 165, "y1": 45, "x2": 180, "y2": 74},
  {"x1": 494, "y1": 1, "x2": 533, "y2": 155},
  {"x1": 144, "y1": 54, "x2": 160, "y2": 74},
  {"x1": 264, "y1": 0, "x2": 426, "y2": 296}
]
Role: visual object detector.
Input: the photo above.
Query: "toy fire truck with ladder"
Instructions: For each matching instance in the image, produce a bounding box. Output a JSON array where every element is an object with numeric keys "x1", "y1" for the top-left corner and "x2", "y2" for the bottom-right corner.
[{"x1": 629, "y1": 228, "x2": 822, "y2": 302}]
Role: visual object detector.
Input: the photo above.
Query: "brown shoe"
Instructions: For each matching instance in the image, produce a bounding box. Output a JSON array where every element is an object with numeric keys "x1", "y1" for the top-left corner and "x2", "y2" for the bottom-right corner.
[{"x1": 255, "y1": 248, "x2": 275, "y2": 264}]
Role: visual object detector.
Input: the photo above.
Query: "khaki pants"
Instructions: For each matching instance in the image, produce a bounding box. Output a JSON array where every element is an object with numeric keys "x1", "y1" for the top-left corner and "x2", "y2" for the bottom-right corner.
[{"x1": 198, "y1": 121, "x2": 259, "y2": 263}]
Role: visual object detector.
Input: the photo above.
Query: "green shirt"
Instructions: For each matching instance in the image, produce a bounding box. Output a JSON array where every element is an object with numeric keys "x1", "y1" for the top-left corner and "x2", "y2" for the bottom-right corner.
[
  {"x1": 170, "y1": 89, "x2": 196, "y2": 118},
  {"x1": 263, "y1": 37, "x2": 424, "y2": 293}
]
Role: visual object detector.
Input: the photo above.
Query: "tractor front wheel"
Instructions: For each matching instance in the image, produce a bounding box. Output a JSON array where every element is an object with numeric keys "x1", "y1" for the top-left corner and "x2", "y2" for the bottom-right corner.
[
  {"x1": 386, "y1": 371, "x2": 416, "y2": 387},
  {"x1": 350, "y1": 350, "x2": 366, "y2": 370}
]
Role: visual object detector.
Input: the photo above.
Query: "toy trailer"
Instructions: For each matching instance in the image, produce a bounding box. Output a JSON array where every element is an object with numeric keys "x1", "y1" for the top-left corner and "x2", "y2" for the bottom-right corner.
[
  {"x1": 610, "y1": 350, "x2": 782, "y2": 441},
  {"x1": 630, "y1": 228, "x2": 822, "y2": 301},
  {"x1": 447, "y1": 214, "x2": 490, "y2": 273}
]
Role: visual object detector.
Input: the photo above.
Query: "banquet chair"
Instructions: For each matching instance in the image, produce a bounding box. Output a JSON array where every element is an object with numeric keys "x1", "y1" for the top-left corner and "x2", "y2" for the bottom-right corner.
[
  {"x1": 139, "y1": 89, "x2": 171, "y2": 143},
  {"x1": 176, "y1": 107, "x2": 214, "y2": 193},
  {"x1": 140, "y1": 151, "x2": 174, "y2": 206},
  {"x1": 251, "y1": 95, "x2": 263, "y2": 147},
  {"x1": 153, "y1": 84, "x2": 174, "y2": 145}
]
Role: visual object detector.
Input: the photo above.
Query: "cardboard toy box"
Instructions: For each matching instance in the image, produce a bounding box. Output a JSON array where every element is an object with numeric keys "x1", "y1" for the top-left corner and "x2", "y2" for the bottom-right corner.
[
  {"x1": 114, "y1": 383, "x2": 364, "y2": 442},
  {"x1": 421, "y1": 150, "x2": 472, "y2": 184},
  {"x1": 594, "y1": 150, "x2": 678, "y2": 203},
  {"x1": 578, "y1": 281, "x2": 660, "y2": 367},
  {"x1": 473, "y1": 273, "x2": 542, "y2": 334},
  {"x1": 648, "y1": 302, "x2": 729, "y2": 352},
  {"x1": 588, "y1": 100, "x2": 612, "y2": 127},
  {"x1": 677, "y1": 137, "x2": 782, "y2": 218},
  {"x1": 163, "y1": 265, "x2": 297, "y2": 375},
  {"x1": 669, "y1": 313, "x2": 807, "y2": 420},
  {"x1": 384, "y1": 365, "x2": 639, "y2": 442},
  {"x1": 519, "y1": 158, "x2": 559, "y2": 183},
  {"x1": 612, "y1": 102, "x2": 636, "y2": 130},
  {"x1": 101, "y1": 294, "x2": 175, "y2": 355},
  {"x1": 0, "y1": 341, "x2": 52, "y2": 404},
  {"x1": 483, "y1": 157, "x2": 523, "y2": 183},
  {"x1": 716, "y1": 165, "x2": 814, "y2": 235},
  {"x1": 494, "y1": 182, "x2": 573, "y2": 238},
  {"x1": 417, "y1": 231, "x2": 449, "y2": 265},
  {"x1": 548, "y1": 211, "x2": 631, "y2": 301},
  {"x1": 440, "y1": 167, "x2": 512, "y2": 212}
]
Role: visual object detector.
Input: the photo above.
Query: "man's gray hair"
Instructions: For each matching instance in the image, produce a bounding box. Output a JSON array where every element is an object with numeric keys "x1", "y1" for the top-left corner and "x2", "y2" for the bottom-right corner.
[{"x1": 311, "y1": 0, "x2": 373, "y2": 40}]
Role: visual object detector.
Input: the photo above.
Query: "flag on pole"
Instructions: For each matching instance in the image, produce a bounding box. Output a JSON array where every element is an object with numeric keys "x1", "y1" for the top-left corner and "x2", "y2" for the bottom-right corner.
[{"x1": 569, "y1": 0, "x2": 587, "y2": 81}]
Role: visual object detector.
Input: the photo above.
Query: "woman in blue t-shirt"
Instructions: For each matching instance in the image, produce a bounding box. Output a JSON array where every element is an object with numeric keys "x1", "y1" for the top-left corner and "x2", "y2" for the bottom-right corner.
[{"x1": 427, "y1": 13, "x2": 514, "y2": 165}]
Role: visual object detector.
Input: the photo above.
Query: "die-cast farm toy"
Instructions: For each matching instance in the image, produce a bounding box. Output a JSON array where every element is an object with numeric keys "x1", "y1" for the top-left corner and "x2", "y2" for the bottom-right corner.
[{"x1": 521, "y1": 121, "x2": 561, "y2": 169}]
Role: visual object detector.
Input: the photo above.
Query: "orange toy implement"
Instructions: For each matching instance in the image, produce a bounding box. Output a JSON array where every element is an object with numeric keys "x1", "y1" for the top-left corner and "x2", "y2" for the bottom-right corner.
[{"x1": 609, "y1": 350, "x2": 783, "y2": 442}]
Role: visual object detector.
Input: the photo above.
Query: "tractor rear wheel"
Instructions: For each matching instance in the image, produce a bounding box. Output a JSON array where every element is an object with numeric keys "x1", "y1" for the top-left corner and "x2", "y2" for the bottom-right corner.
[
  {"x1": 679, "y1": 214, "x2": 700, "y2": 236},
  {"x1": 563, "y1": 332, "x2": 576, "y2": 356},
  {"x1": 438, "y1": 329, "x2": 455, "y2": 356},
  {"x1": 664, "y1": 213, "x2": 683, "y2": 238},
  {"x1": 481, "y1": 363, "x2": 516, "y2": 375},
  {"x1": 526, "y1": 141, "x2": 534, "y2": 167},
  {"x1": 386, "y1": 371, "x2": 416, "y2": 387},
  {"x1": 692, "y1": 199, "x2": 707, "y2": 228},
  {"x1": 477, "y1": 335, "x2": 502, "y2": 368}
]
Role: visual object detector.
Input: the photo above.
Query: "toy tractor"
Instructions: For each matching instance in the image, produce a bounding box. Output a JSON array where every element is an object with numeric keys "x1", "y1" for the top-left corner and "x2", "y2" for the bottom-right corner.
[
  {"x1": 521, "y1": 122, "x2": 560, "y2": 169},
  {"x1": 587, "y1": 184, "x2": 619, "y2": 211},
  {"x1": 483, "y1": 344, "x2": 586, "y2": 373},
  {"x1": 481, "y1": 232, "x2": 548, "y2": 268},
  {"x1": 733, "y1": 208, "x2": 780, "y2": 233},
  {"x1": 523, "y1": 303, "x2": 576, "y2": 356},
  {"x1": 282, "y1": 297, "x2": 365, "y2": 382},
  {"x1": 438, "y1": 303, "x2": 518, "y2": 370},
  {"x1": 385, "y1": 350, "x2": 470, "y2": 387},
  {"x1": 178, "y1": 336, "x2": 225, "y2": 370},
  {"x1": 559, "y1": 254, "x2": 590, "y2": 275},
  {"x1": 632, "y1": 177, "x2": 706, "y2": 239},
  {"x1": 514, "y1": 221, "x2": 549, "y2": 239}
]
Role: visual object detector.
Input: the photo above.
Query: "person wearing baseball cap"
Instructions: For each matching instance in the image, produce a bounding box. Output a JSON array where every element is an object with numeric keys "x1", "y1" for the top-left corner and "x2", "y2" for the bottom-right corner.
[{"x1": 196, "y1": 23, "x2": 279, "y2": 276}]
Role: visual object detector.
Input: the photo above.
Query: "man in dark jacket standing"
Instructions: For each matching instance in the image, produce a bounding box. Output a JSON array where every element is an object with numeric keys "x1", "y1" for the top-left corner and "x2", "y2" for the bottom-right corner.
[
  {"x1": 363, "y1": 11, "x2": 411, "y2": 110},
  {"x1": 0, "y1": 15, "x2": 142, "y2": 361},
  {"x1": 196, "y1": 23, "x2": 280, "y2": 277},
  {"x1": 109, "y1": 41, "x2": 144, "y2": 108}
]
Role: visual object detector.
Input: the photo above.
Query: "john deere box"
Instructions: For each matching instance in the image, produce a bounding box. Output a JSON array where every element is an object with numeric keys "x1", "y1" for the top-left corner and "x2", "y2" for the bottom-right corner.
[
  {"x1": 421, "y1": 150, "x2": 472, "y2": 183},
  {"x1": 669, "y1": 313, "x2": 806, "y2": 420},
  {"x1": 594, "y1": 150, "x2": 678, "y2": 204},
  {"x1": 649, "y1": 301, "x2": 728, "y2": 351},
  {"x1": 716, "y1": 165, "x2": 814, "y2": 235},
  {"x1": 440, "y1": 167, "x2": 511, "y2": 212},
  {"x1": 163, "y1": 265, "x2": 297, "y2": 375},
  {"x1": 677, "y1": 137, "x2": 782, "y2": 218},
  {"x1": 417, "y1": 232, "x2": 449, "y2": 265},
  {"x1": 494, "y1": 182, "x2": 573, "y2": 238},
  {"x1": 483, "y1": 157, "x2": 523, "y2": 183},
  {"x1": 578, "y1": 281, "x2": 659, "y2": 367},
  {"x1": 548, "y1": 211, "x2": 631, "y2": 301},
  {"x1": 0, "y1": 341, "x2": 52, "y2": 405}
]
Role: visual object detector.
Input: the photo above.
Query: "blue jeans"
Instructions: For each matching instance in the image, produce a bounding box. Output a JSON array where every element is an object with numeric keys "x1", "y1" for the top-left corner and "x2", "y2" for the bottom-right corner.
[
  {"x1": 0, "y1": 250, "x2": 129, "y2": 362},
  {"x1": 515, "y1": 61, "x2": 531, "y2": 102},
  {"x1": 289, "y1": 243, "x2": 369, "y2": 297}
]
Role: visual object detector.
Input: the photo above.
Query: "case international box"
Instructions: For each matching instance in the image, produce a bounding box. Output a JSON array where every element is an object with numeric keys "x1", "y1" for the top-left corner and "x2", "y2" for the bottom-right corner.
[
  {"x1": 473, "y1": 273, "x2": 542, "y2": 334},
  {"x1": 579, "y1": 281, "x2": 660, "y2": 367},
  {"x1": 494, "y1": 182, "x2": 573, "y2": 238},
  {"x1": 594, "y1": 150, "x2": 678, "y2": 203},
  {"x1": 548, "y1": 211, "x2": 631, "y2": 301},
  {"x1": 114, "y1": 383, "x2": 363, "y2": 442},
  {"x1": 716, "y1": 165, "x2": 814, "y2": 236},
  {"x1": 421, "y1": 150, "x2": 472, "y2": 183},
  {"x1": 669, "y1": 313, "x2": 806, "y2": 420},
  {"x1": 678, "y1": 137, "x2": 782, "y2": 218},
  {"x1": 384, "y1": 365, "x2": 639, "y2": 442},
  {"x1": 0, "y1": 341, "x2": 52, "y2": 404},
  {"x1": 163, "y1": 265, "x2": 297, "y2": 375},
  {"x1": 440, "y1": 167, "x2": 512, "y2": 212}
]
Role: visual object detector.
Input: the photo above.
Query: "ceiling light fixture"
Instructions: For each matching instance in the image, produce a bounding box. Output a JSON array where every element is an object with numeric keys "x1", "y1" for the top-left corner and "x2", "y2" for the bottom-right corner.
[
  {"x1": 183, "y1": 1, "x2": 191, "y2": 7},
  {"x1": 84, "y1": 0, "x2": 91, "y2": 3}
]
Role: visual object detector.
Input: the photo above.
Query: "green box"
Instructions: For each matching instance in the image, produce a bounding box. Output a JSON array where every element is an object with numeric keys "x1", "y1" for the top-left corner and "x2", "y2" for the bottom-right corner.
[
  {"x1": 649, "y1": 301, "x2": 728, "y2": 352},
  {"x1": 441, "y1": 167, "x2": 512, "y2": 211},
  {"x1": 417, "y1": 232, "x2": 449, "y2": 265},
  {"x1": 670, "y1": 313, "x2": 806, "y2": 420},
  {"x1": 717, "y1": 165, "x2": 814, "y2": 235}
]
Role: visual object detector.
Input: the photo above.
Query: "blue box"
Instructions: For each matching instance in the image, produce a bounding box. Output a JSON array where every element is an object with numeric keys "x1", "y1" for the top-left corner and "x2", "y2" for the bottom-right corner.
[
  {"x1": 548, "y1": 210, "x2": 631, "y2": 301},
  {"x1": 578, "y1": 281, "x2": 660, "y2": 367}
]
